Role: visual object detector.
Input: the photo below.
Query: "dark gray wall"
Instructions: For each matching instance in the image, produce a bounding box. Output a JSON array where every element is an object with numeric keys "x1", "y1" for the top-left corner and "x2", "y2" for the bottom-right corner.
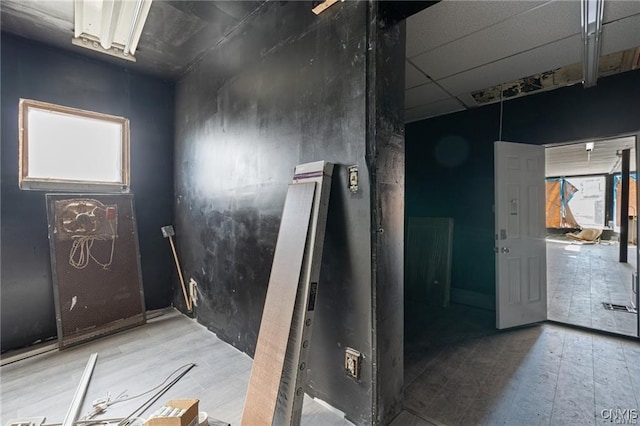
[
  {"x1": 367, "y1": 7, "x2": 406, "y2": 423},
  {"x1": 174, "y1": 1, "x2": 406, "y2": 423},
  {"x1": 405, "y1": 69, "x2": 640, "y2": 301},
  {"x1": 1, "y1": 34, "x2": 175, "y2": 352}
]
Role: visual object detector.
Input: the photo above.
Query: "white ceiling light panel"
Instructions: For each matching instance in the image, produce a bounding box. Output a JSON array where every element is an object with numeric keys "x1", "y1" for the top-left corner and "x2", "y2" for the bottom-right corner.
[{"x1": 73, "y1": 0, "x2": 153, "y2": 62}]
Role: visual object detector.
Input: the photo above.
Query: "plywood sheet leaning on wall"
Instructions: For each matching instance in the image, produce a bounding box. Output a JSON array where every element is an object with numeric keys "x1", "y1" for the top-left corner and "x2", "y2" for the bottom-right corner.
[
  {"x1": 46, "y1": 194, "x2": 146, "y2": 349},
  {"x1": 405, "y1": 217, "x2": 453, "y2": 309},
  {"x1": 241, "y1": 182, "x2": 316, "y2": 426},
  {"x1": 242, "y1": 161, "x2": 333, "y2": 426},
  {"x1": 276, "y1": 162, "x2": 333, "y2": 425}
]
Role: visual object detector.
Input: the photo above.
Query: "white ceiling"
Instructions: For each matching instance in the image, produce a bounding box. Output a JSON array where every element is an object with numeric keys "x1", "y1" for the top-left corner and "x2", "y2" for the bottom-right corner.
[
  {"x1": 0, "y1": 0, "x2": 266, "y2": 78},
  {"x1": 405, "y1": 0, "x2": 640, "y2": 122},
  {"x1": 2, "y1": 1, "x2": 639, "y2": 119},
  {"x1": 545, "y1": 136, "x2": 637, "y2": 177}
]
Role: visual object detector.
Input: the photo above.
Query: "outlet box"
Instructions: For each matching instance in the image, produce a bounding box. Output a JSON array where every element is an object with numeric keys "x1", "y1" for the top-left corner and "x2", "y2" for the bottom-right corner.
[
  {"x1": 189, "y1": 278, "x2": 198, "y2": 307},
  {"x1": 345, "y1": 347, "x2": 361, "y2": 380},
  {"x1": 348, "y1": 165, "x2": 358, "y2": 193}
]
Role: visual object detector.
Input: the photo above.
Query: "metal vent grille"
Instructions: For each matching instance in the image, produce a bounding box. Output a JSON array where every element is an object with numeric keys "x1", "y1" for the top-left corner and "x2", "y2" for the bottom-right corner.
[
  {"x1": 47, "y1": 194, "x2": 146, "y2": 349},
  {"x1": 602, "y1": 302, "x2": 637, "y2": 314}
]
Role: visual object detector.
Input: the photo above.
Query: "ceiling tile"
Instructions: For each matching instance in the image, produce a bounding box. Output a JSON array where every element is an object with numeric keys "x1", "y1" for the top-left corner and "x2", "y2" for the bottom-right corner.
[
  {"x1": 410, "y1": 0, "x2": 581, "y2": 80},
  {"x1": 437, "y1": 35, "x2": 582, "y2": 97},
  {"x1": 406, "y1": 0, "x2": 546, "y2": 58},
  {"x1": 601, "y1": 14, "x2": 640, "y2": 55},
  {"x1": 545, "y1": 136, "x2": 636, "y2": 177},
  {"x1": 455, "y1": 93, "x2": 479, "y2": 108},
  {"x1": 405, "y1": 82, "x2": 451, "y2": 109},
  {"x1": 603, "y1": 0, "x2": 640, "y2": 23},
  {"x1": 405, "y1": 98, "x2": 465, "y2": 123},
  {"x1": 405, "y1": 61, "x2": 431, "y2": 89}
]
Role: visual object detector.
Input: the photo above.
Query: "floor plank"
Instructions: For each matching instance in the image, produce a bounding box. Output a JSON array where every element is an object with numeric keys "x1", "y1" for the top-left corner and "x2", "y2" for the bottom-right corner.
[
  {"x1": 547, "y1": 241, "x2": 638, "y2": 336},
  {"x1": 0, "y1": 309, "x2": 353, "y2": 426}
]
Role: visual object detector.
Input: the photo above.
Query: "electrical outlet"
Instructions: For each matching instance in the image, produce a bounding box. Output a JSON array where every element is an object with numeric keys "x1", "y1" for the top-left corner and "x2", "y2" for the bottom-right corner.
[
  {"x1": 189, "y1": 278, "x2": 198, "y2": 307},
  {"x1": 348, "y1": 165, "x2": 358, "y2": 193},
  {"x1": 345, "y1": 347, "x2": 361, "y2": 380}
]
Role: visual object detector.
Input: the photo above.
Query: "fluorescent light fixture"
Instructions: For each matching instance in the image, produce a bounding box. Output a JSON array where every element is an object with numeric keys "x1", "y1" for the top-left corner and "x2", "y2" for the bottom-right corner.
[
  {"x1": 72, "y1": 0, "x2": 153, "y2": 62},
  {"x1": 580, "y1": 0, "x2": 604, "y2": 87}
]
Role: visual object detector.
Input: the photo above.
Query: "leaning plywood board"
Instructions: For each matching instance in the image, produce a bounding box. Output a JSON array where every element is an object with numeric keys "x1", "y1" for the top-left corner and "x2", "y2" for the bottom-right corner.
[
  {"x1": 241, "y1": 182, "x2": 316, "y2": 426},
  {"x1": 276, "y1": 161, "x2": 333, "y2": 425},
  {"x1": 405, "y1": 217, "x2": 453, "y2": 308},
  {"x1": 46, "y1": 194, "x2": 146, "y2": 349}
]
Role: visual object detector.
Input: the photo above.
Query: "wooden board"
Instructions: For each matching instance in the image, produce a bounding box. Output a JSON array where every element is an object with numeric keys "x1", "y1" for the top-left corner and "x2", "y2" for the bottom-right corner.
[
  {"x1": 241, "y1": 182, "x2": 316, "y2": 426},
  {"x1": 405, "y1": 217, "x2": 453, "y2": 308},
  {"x1": 311, "y1": 0, "x2": 338, "y2": 15},
  {"x1": 277, "y1": 162, "x2": 333, "y2": 425},
  {"x1": 46, "y1": 194, "x2": 146, "y2": 349}
]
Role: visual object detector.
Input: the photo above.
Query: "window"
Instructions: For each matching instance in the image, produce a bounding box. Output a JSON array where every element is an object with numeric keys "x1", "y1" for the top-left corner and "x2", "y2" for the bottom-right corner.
[{"x1": 19, "y1": 99, "x2": 130, "y2": 192}]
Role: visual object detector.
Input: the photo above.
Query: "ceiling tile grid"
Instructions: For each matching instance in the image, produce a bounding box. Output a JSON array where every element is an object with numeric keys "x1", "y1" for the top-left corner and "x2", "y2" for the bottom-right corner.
[
  {"x1": 405, "y1": 0, "x2": 547, "y2": 58},
  {"x1": 603, "y1": 1, "x2": 640, "y2": 23},
  {"x1": 405, "y1": 60, "x2": 432, "y2": 89},
  {"x1": 405, "y1": 98, "x2": 465, "y2": 123},
  {"x1": 437, "y1": 35, "x2": 583, "y2": 97},
  {"x1": 601, "y1": 13, "x2": 640, "y2": 55},
  {"x1": 410, "y1": 1, "x2": 581, "y2": 81},
  {"x1": 405, "y1": 0, "x2": 640, "y2": 123},
  {"x1": 405, "y1": 82, "x2": 451, "y2": 109}
]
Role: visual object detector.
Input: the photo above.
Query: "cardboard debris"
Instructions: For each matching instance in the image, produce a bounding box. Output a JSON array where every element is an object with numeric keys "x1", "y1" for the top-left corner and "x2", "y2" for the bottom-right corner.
[
  {"x1": 145, "y1": 399, "x2": 199, "y2": 426},
  {"x1": 566, "y1": 228, "x2": 603, "y2": 243}
]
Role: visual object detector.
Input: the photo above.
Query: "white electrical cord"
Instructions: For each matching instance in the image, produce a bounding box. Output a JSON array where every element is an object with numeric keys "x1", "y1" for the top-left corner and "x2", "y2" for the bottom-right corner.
[
  {"x1": 82, "y1": 364, "x2": 196, "y2": 420},
  {"x1": 69, "y1": 221, "x2": 116, "y2": 270}
]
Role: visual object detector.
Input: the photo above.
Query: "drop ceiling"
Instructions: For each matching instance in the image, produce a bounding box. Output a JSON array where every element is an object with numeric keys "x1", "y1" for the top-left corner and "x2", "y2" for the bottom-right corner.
[
  {"x1": 1, "y1": 1, "x2": 639, "y2": 120},
  {"x1": 405, "y1": 0, "x2": 640, "y2": 122},
  {"x1": 545, "y1": 136, "x2": 637, "y2": 178}
]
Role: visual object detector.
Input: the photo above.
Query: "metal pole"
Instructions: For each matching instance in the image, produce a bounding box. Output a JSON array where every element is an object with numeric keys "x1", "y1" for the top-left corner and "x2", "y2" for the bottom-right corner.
[
  {"x1": 62, "y1": 353, "x2": 98, "y2": 426},
  {"x1": 620, "y1": 149, "x2": 630, "y2": 263}
]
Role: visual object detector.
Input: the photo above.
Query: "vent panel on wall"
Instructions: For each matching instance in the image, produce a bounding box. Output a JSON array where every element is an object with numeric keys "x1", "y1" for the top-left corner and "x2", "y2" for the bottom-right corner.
[{"x1": 47, "y1": 193, "x2": 145, "y2": 349}]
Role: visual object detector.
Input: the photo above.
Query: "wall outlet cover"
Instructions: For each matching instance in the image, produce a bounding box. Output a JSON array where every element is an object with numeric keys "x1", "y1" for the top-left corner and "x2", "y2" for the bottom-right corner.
[{"x1": 345, "y1": 347, "x2": 361, "y2": 380}]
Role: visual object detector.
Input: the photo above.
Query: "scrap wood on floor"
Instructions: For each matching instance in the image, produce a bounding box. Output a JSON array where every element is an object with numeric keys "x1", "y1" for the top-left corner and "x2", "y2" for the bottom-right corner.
[{"x1": 565, "y1": 228, "x2": 603, "y2": 244}]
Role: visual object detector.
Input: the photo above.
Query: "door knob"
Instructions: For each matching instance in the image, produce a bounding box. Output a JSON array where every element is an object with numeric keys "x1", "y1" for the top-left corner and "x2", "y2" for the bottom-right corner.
[{"x1": 500, "y1": 247, "x2": 510, "y2": 253}]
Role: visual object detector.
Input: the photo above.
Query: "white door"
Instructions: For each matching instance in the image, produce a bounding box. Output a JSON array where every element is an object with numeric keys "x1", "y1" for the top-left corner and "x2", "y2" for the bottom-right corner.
[{"x1": 495, "y1": 141, "x2": 547, "y2": 329}]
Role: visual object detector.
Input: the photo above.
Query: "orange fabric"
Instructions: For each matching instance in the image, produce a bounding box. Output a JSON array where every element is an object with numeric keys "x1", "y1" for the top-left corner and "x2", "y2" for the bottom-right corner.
[{"x1": 546, "y1": 180, "x2": 579, "y2": 228}]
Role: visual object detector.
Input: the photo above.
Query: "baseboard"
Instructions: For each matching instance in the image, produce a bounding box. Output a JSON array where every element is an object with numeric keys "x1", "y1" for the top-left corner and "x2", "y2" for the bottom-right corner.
[
  {"x1": 0, "y1": 342, "x2": 57, "y2": 367},
  {"x1": 450, "y1": 288, "x2": 496, "y2": 311}
]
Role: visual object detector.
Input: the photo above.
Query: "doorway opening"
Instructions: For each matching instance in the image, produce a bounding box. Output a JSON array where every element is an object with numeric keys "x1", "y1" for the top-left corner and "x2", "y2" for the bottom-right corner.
[{"x1": 545, "y1": 135, "x2": 639, "y2": 337}]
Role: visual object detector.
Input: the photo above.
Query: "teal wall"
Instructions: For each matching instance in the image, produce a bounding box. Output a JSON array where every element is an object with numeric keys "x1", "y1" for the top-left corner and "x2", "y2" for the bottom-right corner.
[{"x1": 406, "y1": 69, "x2": 640, "y2": 301}]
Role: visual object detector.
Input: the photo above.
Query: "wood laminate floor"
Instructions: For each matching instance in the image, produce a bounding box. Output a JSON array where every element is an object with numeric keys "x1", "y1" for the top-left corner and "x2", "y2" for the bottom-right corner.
[
  {"x1": 4, "y1": 306, "x2": 640, "y2": 426},
  {"x1": 0, "y1": 309, "x2": 353, "y2": 426}
]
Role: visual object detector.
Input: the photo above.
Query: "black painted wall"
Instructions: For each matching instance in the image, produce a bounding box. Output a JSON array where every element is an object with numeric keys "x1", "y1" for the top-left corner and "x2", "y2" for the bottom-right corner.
[
  {"x1": 368, "y1": 6, "x2": 406, "y2": 423},
  {"x1": 406, "y1": 69, "x2": 640, "y2": 300},
  {"x1": 1, "y1": 34, "x2": 175, "y2": 352},
  {"x1": 174, "y1": 1, "x2": 405, "y2": 424}
]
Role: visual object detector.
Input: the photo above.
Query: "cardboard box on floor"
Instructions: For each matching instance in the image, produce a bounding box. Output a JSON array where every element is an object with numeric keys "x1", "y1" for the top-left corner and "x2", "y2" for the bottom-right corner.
[{"x1": 145, "y1": 399, "x2": 199, "y2": 426}]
